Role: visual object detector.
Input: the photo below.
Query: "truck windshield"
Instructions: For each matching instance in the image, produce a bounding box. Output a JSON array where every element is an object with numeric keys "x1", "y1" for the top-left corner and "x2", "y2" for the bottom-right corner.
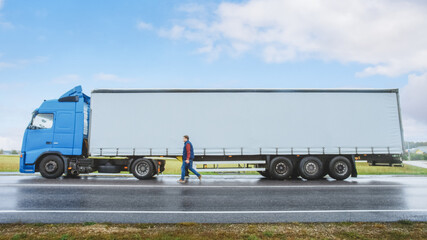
[{"x1": 29, "y1": 113, "x2": 53, "y2": 129}]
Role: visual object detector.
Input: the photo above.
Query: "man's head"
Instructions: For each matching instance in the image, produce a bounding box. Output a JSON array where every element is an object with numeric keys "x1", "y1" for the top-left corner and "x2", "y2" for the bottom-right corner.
[{"x1": 183, "y1": 135, "x2": 189, "y2": 142}]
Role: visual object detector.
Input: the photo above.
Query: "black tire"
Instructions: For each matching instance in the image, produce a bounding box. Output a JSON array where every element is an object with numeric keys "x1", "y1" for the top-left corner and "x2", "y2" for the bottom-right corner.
[
  {"x1": 131, "y1": 158, "x2": 155, "y2": 180},
  {"x1": 39, "y1": 155, "x2": 64, "y2": 179},
  {"x1": 269, "y1": 157, "x2": 293, "y2": 180},
  {"x1": 328, "y1": 156, "x2": 352, "y2": 180},
  {"x1": 258, "y1": 171, "x2": 270, "y2": 178},
  {"x1": 299, "y1": 156, "x2": 323, "y2": 180}
]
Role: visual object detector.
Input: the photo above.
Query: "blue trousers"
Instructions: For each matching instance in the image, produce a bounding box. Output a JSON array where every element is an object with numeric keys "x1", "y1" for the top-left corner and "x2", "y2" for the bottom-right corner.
[{"x1": 181, "y1": 159, "x2": 200, "y2": 180}]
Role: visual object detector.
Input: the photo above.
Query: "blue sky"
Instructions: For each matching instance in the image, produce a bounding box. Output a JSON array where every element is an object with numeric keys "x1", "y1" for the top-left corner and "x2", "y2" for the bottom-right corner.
[{"x1": 1, "y1": 0, "x2": 426, "y2": 150}]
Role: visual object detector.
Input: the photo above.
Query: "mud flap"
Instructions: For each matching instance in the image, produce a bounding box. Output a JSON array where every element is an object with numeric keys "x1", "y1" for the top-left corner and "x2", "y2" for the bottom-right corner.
[{"x1": 351, "y1": 155, "x2": 358, "y2": 177}]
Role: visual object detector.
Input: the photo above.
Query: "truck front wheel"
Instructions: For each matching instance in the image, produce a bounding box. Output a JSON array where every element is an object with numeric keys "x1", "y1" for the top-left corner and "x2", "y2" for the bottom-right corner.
[
  {"x1": 39, "y1": 155, "x2": 64, "y2": 179},
  {"x1": 299, "y1": 156, "x2": 323, "y2": 180},
  {"x1": 269, "y1": 157, "x2": 293, "y2": 180},
  {"x1": 131, "y1": 158, "x2": 155, "y2": 180},
  {"x1": 328, "y1": 156, "x2": 352, "y2": 180}
]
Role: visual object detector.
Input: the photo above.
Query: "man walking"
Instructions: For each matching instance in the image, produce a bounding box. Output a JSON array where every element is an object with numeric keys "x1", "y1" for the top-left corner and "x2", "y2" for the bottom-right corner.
[{"x1": 178, "y1": 135, "x2": 201, "y2": 183}]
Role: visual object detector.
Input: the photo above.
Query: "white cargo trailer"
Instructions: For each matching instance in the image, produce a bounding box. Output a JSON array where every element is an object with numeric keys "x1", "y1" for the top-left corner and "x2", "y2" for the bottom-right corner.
[{"x1": 20, "y1": 86, "x2": 404, "y2": 180}]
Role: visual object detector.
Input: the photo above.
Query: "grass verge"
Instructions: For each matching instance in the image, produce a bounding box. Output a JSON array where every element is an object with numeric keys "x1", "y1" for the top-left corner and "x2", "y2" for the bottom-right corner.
[
  {"x1": 0, "y1": 155, "x2": 19, "y2": 172},
  {"x1": 2, "y1": 155, "x2": 427, "y2": 175},
  {"x1": 356, "y1": 161, "x2": 427, "y2": 175},
  {"x1": 0, "y1": 222, "x2": 426, "y2": 240}
]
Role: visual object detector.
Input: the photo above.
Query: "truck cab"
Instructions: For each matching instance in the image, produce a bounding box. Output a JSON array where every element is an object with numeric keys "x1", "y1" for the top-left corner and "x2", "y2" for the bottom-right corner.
[{"x1": 20, "y1": 86, "x2": 90, "y2": 177}]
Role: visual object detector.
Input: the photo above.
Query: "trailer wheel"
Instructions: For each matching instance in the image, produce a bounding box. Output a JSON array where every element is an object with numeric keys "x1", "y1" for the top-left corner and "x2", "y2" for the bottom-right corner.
[
  {"x1": 258, "y1": 171, "x2": 270, "y2": 178},
  {"x1": 131, "y1": 158, "x2": 155, "y2": 180},
  {"x1": 328, "y1": 156, "x2": 352, "y2": 180},
  {"x1": 39, "y1": 155, "x2": 64, "y2": 179},
  {"x1": 299, "y1": 156, "x2": 323, "y2": 180},
  {"x1": 269, "y1": 157, "x2": 293, "y2": 180}
]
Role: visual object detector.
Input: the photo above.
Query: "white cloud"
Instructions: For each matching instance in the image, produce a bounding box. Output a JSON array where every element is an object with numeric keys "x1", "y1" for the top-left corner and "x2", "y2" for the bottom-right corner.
[
  {"x1": 0, "y1": 56, "x2": 48, "y2": 71},
  {"x1": 402, "y1": 116, "x2": 427, "y2": 142},
  {"x1": 401, "y1": 73, "x2": 427, "y2": 123},
  {"x1": 159, "y1": 0, "x2": 427, "y2": 77},
  {"x1": 158, "y1": 25, "x2": 185, "y2": 39},
  {"x1": 0, "y1": 61, "x2": 15, "y2": 70},
  {"x1": 176, "y1": 3, "x2": 207, "y2": 14},
  {"x1": 52, "y1": 74, "x2": 81, "y2": 84},
  {"x1": 0, "y1": 136, "x2": 21, "y2": 151},
  {"x1": 400, "y1": 73, "x2": 427, "y2": 141},
  {"x1": 93, "y1": 73, "x2": 131, "y2": 83},
  {"x1": 136, "y1": 21, "x2": 153, "y2": 30}
]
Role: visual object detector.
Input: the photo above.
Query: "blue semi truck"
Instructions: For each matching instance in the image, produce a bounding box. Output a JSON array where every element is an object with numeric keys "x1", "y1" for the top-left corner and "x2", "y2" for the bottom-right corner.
[
  {"x1": 20, "y1": 86, "x2": 91, "y2": 177},
  {"x1": 20, "y1": 86, "x2": 404, "y2": 180}
]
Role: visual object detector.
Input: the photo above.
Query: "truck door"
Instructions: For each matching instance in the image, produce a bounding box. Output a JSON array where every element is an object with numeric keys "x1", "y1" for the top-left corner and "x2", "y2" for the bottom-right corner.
[
  {"x1": 52, "y1": 111, "x2": 76, "y2": 154},
  {"x1": 24, "y1": 113, "x2": 54, "y2": 163}
]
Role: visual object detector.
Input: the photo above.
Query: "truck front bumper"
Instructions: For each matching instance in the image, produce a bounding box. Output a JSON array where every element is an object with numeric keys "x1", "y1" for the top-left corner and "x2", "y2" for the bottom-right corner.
[{"x1": 19, "y1": 153, "x2": 35, "y2": 173}]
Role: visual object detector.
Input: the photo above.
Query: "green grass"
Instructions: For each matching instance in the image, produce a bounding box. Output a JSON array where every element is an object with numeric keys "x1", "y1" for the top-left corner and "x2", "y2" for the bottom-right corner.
[
  {"x1": 0, "y1": 155, "x2": 19, "y2": 172},
  {"x1": 356, "y1": 161, "x2": 427, "y2": 175},
  {"x1": 0, "y1": 222, "x2": 426, "y2": 240},
  {"x1": 2, "y1": 155, "x2": 427, "y2": 175}
]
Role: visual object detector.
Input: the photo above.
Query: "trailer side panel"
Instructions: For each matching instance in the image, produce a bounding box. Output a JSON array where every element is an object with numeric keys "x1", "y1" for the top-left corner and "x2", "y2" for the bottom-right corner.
[{"x1": 89, "y1": 90, "x2": 403, "y2": 156}]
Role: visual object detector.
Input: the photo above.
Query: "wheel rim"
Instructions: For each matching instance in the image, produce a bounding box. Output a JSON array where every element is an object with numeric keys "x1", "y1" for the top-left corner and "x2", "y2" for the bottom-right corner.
[
  {"x1": 275, "y1": 162, "x2": 289, "y2": 175},
  {"x1": 136, "y1": 162, "x2": 149, "y2": 176},
  {"x1": 334, "y1": 161, "x2": 348, "y2": 175},
  {"x1": 45, "y1": 160, "x2": 58, "y2": 173},
  {"x1": 304, "y1": 161, "x2": 318, "y2": 175}
]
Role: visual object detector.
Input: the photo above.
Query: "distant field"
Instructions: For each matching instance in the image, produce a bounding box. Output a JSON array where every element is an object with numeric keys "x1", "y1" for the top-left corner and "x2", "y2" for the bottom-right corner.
[
  {"x1": 0, "y1": 222, "x2": 426, "y2": 240},
  {"x1": 0, "y1": 155, "x2": 19, "y2": 172},
  {"x1": 1, "y1": 155, "x2": 426, "y2": 175}
]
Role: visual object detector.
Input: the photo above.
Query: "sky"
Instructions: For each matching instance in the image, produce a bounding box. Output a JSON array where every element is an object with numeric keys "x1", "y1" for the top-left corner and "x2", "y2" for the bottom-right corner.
[{"x1": 0, "y1": 0, "x2": 426, "y2": 150}]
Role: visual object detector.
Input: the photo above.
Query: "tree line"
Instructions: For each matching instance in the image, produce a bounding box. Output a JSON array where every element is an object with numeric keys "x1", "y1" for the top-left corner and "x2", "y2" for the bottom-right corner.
[{"x1": 0, "y1": 149, "x2": 19, "y2": 155}]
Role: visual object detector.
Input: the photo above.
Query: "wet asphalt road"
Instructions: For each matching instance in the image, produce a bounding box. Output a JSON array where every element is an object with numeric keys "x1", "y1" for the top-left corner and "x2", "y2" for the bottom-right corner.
[{"x1": 0, "y1": 174, "x2": 426, "y2": 223}]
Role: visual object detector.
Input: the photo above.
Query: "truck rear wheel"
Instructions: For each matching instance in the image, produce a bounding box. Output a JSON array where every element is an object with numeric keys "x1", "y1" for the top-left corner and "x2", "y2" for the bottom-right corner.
[
  {"x1": 39, "y1": 155, "x2": 64, "y2": 179},
  {"x1": 299, "y1": 156, "x2": 323, "y2": 180},
  {"x1": 131, "y1": 158, "x2": 155, "y2": 180},
  {"x1": 328, "y1": 156, "x2": 352, "y2": 180},
  {"x1": 269, "y1": 157, "x2": 293, "y2": 180}
]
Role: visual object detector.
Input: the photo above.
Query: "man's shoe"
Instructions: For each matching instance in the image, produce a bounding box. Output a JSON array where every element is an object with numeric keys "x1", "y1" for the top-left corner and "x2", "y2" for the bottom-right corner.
[
  {"x1": 177, "y1": 179, "x2": 185, "y2": 183},
  {"x1": 198, "y1": 175, "x2": 202, "y2": 181}
]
